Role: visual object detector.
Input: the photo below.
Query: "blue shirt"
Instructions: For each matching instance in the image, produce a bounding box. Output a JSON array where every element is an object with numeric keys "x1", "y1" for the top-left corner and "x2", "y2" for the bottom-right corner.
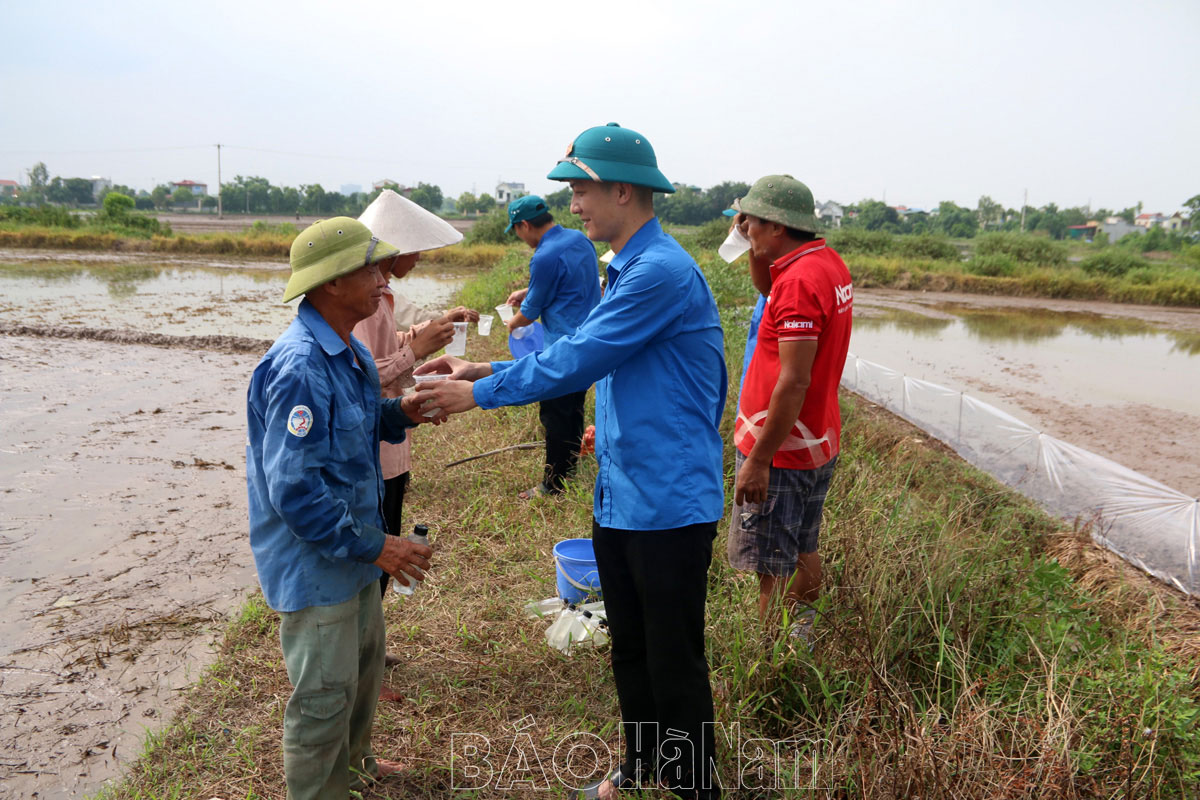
[
  {"x1": 246, "y1": 300, "x2": 414, "y2": 612},
  {"x1": 475, "y1": 218, "x2": 727, "y2": 530},
  {"x1": 520, "y1": 224, "x2": 602, "y2": 346},
  {"x1": 738, "y1": 293, "x2": 767, "y2": 402}
]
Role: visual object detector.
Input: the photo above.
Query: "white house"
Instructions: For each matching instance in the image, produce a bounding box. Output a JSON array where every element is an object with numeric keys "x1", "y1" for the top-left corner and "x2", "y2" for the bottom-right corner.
[
  {"x1": 816, "y1": 200, "x2": 844, "y2": 228},
  {"x1": 496, "y1": 181, "x2": 525, "y2": 205},
  {"x1": 91, "y1": 176, "x2": 113, "y2": 201}
]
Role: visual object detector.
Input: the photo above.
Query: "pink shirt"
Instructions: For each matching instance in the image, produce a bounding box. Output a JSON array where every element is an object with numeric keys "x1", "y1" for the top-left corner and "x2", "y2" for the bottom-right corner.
[{"x1": 352, "y1": 287, "x2": 418, "y2": 479}]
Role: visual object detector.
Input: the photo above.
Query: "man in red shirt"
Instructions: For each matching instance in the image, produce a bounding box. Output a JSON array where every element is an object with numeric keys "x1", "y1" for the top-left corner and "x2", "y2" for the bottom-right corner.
[{"x1": 727, "y1": 175, "x2": 853, "y2": 644}]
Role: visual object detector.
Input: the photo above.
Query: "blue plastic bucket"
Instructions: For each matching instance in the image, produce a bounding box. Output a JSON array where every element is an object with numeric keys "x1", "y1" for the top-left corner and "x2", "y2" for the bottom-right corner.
[{"x1": 554, "y1": 538, "x2": 602, "y2": 603}]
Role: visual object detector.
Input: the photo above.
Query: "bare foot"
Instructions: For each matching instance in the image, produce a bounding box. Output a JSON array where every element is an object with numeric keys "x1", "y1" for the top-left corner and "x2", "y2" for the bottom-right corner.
[
  {"x1": 596, "y1": 778, "x2": 617, "y2": 800},
  {"x1": 378, "y1": 684, "x2": 405, "y2": 703},
  {"x1": 376, "y1": 758, "x2": 405, "y2": 778}
]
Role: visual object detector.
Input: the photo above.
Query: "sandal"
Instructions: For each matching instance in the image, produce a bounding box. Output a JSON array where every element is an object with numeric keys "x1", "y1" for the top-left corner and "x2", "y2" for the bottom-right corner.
[
  {"x1": 577, "y1": 765, "x2": 648, "y2": 798},
  {"x1": 518, "y1": 482, "x2": 551, "y2": 501}
]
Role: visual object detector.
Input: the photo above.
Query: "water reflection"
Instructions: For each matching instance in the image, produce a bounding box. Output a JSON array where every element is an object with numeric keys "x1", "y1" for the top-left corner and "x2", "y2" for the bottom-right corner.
[
  {"x1": 854, "y1": 309, "x2": 953, "y2": 337},
  {"x1": 856, "y1": 302, "x2": 1188, "y2": 346},
  {"x1": 0, "y1": 259, "x2": 470, "y2": 339},
  {"x1": 1168, "y1": 331, "x2": 1200, "y2": 356}
]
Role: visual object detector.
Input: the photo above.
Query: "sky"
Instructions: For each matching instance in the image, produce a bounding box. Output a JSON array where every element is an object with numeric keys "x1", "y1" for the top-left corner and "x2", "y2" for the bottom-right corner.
[{"x1": 2, "y1": 0, "x2": 1198, "y2": 214}]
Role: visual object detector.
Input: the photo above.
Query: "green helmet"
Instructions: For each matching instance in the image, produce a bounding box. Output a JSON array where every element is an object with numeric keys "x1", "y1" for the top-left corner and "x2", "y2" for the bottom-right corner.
[
  {"x1": 283, "y1": 217, "x2": 400, "y2": 302},
  {"x1": 735, "y1": 175, "x2": 821, "y2": 233},
  {"x1": 546, "y1": 122, "x2": 675, "y2": 194}
]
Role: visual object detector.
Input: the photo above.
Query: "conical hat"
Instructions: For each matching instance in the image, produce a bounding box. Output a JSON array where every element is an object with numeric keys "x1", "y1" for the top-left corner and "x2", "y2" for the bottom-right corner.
[{"x1": 357, "y1": 189, "x2": 463, "y2": 254}]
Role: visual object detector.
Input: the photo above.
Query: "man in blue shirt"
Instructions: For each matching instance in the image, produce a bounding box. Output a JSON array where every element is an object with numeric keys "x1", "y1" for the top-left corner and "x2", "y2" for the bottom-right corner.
[
  {"x1": 246, "y1": 217, "x2": 438, "y2": 799},
  {"x1": 415, "y1": 124, "x2": 725, "y2": 800},
  {"x1": 502, "y1": 194, "x2": 601, "y2": 498}
]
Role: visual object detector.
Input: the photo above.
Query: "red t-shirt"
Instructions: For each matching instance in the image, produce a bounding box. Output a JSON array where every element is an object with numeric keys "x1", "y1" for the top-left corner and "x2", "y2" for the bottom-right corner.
[{"x1": 735, "y1": 241, "x2": 853, "y2": 469}]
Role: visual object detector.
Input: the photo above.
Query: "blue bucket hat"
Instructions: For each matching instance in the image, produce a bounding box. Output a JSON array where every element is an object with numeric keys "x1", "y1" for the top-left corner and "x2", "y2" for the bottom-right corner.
[
  {"x1": 505, "y1": 195, "x2": 550, "y2": 233},
  {"x1": 546, "y1": 123, "x2": 675, "y2": 194}
]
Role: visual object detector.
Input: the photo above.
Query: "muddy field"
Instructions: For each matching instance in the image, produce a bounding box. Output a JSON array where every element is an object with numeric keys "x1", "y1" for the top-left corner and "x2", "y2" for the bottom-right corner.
[
  {"x1": 2, "y1": 266, "x2": 1198, "y2": 798},
  {"x1": 0, "y1": 333, "x2": 262, "y2": 798}
]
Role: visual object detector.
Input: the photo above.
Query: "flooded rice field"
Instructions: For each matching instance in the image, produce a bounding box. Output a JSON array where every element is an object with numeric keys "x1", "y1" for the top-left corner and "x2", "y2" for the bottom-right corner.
[
  {"x1": 0, "y1": 249, "x2": 468, "y2": 339},
  {"x1": 852, "y1": 289, "x2": 1200, "y2": 496}
]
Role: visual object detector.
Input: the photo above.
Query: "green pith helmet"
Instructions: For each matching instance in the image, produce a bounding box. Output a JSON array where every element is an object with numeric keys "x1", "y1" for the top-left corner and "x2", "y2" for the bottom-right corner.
[
  {"x1": 505, "y1": 195, "x2": 550, "y2": 233},
  {"x1": 546, "y1": 122, "x2": 675, "y2": 194},
  {"x1": 283, "y1": 217, "x2": 400, "y2": 302},
  {"x1": 735, "y1": 175, "x2": 821, "y2": 233}
]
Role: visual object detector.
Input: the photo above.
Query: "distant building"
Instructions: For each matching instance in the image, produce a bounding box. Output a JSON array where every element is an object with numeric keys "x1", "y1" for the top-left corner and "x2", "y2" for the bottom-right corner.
[
  {"x1": 0, "y1": 179, "x2": 20, "y2": 198},
  {"x1": 1163, "y1": 212, "x2": 1187, "y2": 232},
  {"x1": 496, "y1": 181, "x2": 525, "y2": 205},
  {"x1": 816, "y1": 200, "x2": 844, "y2": 228},
  {"x1": 1099, "y1": 217, "x2": 1143, "y2": 242},
  {"x1": 91, "y1": 176, "x2": 112, "y2": 201},
  {"x1": 373, "y1": 180, "x2": 412, "y2": 197},
  {"x1": 171, "y1": 179, "x2": 207, "y2": 196},
  {"x1": 1134, "y1": 212, "x2": 1166, "y2": 229},
  {"x1": 340, "y1": 183, "x2": 362, "y2": 196},
  {"x1": 1067, "y1": 223, "x2": 1099, "y2": 242}
]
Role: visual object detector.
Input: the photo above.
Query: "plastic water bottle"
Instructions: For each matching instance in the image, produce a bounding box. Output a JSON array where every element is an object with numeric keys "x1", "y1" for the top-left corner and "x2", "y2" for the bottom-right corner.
[
  {"x1": 524, "y1": 597, "x2": 567, "y2": 619},
  {"x1": 545, "y1": 604, "x2": 578, "y2": 651},
  {"x1": 392, "y1": 524, "x2": 430, "y2": 597}
]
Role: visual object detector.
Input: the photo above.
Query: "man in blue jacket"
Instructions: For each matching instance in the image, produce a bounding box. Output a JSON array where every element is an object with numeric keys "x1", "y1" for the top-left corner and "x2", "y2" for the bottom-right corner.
[
  {"x1": 246, "y1": 217, "x2": 439, "y2": 799},
  {"x1": 415, "y1": 123, "x2": 726, "y2": 800},
  {"x1": 502, "y1": 194, "x2": 601, "y2": 498}
]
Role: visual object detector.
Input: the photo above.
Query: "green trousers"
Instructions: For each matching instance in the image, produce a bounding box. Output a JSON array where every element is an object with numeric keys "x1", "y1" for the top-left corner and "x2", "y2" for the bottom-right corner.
[{"x1": 279, "y1": 581, "x2": 386, "y2": 799}]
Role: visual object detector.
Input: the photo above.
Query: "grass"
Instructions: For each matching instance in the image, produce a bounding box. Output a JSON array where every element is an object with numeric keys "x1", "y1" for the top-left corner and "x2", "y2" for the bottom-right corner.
[{"x1": 90, "y1": 238, "x2": 1200, "y2": 799}]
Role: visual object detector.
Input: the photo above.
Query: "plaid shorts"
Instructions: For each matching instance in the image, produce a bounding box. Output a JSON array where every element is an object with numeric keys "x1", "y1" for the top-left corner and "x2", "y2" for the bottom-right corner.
[{"x1": 727, "y1": 451, "x2": 838, "y2": 576}]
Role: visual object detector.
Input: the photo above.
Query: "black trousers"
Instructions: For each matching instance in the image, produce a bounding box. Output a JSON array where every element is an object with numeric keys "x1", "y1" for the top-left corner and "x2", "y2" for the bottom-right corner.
[
  {"x1": 378, "y1": 472, "x2": 409, "y2": 596},
  {"x1": 592, "y1": 520, "x2": 720, "y2": 799},
  {"x1": 539, "y1": 389, "x2": 587, "y2": 493}
]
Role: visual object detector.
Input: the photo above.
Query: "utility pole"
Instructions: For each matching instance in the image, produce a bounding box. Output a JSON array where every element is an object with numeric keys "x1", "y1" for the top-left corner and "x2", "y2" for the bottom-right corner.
[
  {"x1": 1020, "y1": 188, "x2": 1027, "y2": 233},
  {"x1": 216, "y1": 143, "x2": 223, "y2": 219}
]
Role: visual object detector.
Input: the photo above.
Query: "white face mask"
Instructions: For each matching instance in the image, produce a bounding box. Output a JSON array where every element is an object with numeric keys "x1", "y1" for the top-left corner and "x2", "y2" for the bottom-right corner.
[{"x1": 718, "y1": 224, "x2": 751, "y2": 264}]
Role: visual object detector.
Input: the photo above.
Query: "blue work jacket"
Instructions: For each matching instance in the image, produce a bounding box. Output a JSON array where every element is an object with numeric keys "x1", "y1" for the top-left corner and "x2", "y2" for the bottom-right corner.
[
  {"x1": 520, "y1": 224, "x2": 602, "y2": 346},
  {"x1": 246, "y1": 300, "x2": 414, "y2": 612},
  {"x1": 475, "y1": 218, "x2": 727, "y2": 530}
]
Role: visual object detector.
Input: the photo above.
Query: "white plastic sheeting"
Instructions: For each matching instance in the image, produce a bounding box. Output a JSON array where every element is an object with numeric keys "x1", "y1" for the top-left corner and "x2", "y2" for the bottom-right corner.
[{"x1": 842, "y1": 353, "x2": 1200, "y2": 597}]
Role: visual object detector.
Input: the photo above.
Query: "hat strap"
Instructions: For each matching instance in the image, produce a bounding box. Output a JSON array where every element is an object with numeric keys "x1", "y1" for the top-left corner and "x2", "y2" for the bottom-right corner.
[
  {"x1": 364, "y1": 236, "x2": 380, "y2": 266},
  {"x1": 556, "y1": 156, "x2": 602, "y2": 182}
]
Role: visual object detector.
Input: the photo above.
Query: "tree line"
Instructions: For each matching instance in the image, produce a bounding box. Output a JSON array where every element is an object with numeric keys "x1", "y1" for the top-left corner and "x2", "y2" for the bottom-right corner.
[
  {"x1": 849, "y1": 196, "x2": 1198, "y2": 239},
  {"x1": 6, "y1": 161, "x2": 1196, "y2": 239}
]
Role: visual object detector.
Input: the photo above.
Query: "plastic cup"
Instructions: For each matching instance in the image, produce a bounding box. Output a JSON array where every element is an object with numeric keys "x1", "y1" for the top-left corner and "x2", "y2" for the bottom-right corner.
[
  {"x1": 477, "y1": 314, "x2": 494, "y2": 336},
  {"x1": 446, "y1": 321, "x2": 467, "y2": 356},
  {"x1": 495, "y1": 304, "x2": 515, "y2": 323},
  {"x1": 411, "y1": 373, "x2": 447, "y2": 417}
]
